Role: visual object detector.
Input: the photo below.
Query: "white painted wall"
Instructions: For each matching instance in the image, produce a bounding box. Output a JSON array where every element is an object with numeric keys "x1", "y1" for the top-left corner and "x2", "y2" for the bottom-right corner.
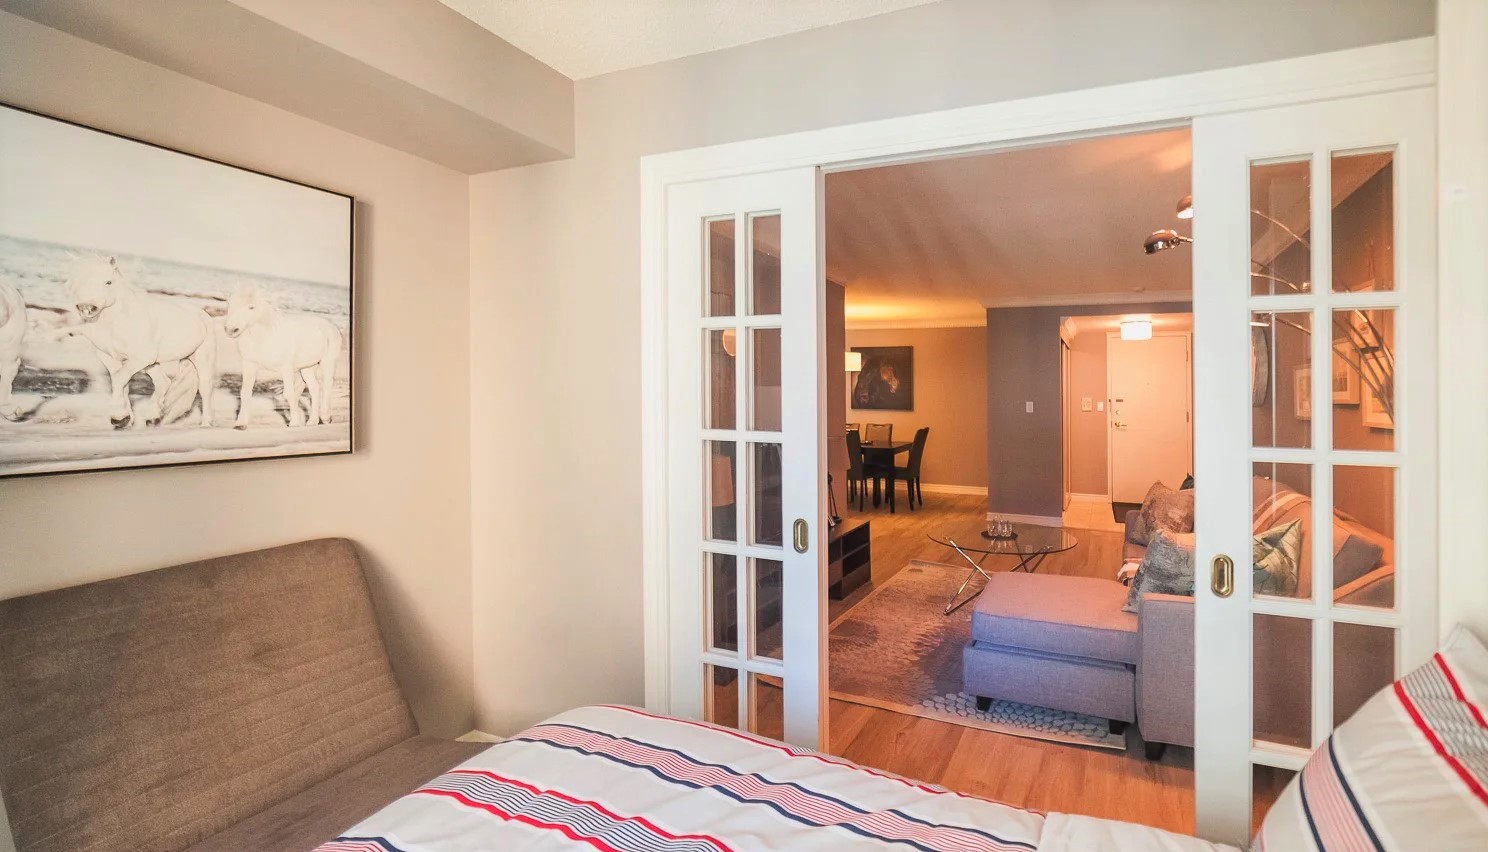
[
  {"x1": 467, "y1": 0, "x2": 1436, "y2": 734},
  {"x1": 0, "y1": 11, "x2": 476, "y2": 738},
  {"x1": 1437, "y1": 0, "x2": 1488, "y2": 641}
]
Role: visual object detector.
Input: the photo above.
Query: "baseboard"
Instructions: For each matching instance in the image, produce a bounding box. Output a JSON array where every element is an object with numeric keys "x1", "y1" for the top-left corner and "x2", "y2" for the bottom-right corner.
[
  {"x1": 1067, "y1": 493, "x2": 1110, "y2": 504},
  {"x1": 458, "y1": 730, "x2": 503, "y2": 743},
  {"x1": 986, "y1": 511, "x2": 1064, "y2": 527},
  {"x1": 920, "y1": 483, "x2": 988, "y2": 496}
]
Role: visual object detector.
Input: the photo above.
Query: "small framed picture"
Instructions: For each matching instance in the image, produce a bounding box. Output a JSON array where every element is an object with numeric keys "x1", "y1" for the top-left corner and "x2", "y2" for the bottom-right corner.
[
  {"x1": 1361, "y1": 355, "x2": 1394, "y2": 430},
  {"x1": 1331, "y1": 352, "x2": 1360, "y2": 404},
  {"x1": 1293, "y1": 365, "x2": 1312, "y2": 420}
]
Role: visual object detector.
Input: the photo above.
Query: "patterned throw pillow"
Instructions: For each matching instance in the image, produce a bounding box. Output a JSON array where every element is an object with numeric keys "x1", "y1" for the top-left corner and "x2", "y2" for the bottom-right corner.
[
  {"x1": 1255, "y1": 625, "x2": 1488, "y2": 850},
  {"x1": 1123, "y1": 530, "x2": 1196, "y2": 613},
  {"x1": 1253, "y1": 520, "x2": 1304, "y2": 596},
  {"x1": 1133, "y1": 483, "x2": 1196, "y2": 546}
]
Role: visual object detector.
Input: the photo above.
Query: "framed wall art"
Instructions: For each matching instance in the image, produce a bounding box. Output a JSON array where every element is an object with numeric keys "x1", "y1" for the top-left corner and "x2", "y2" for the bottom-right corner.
[{"x1": 0, "y1": 103, "x2": 354, "y2": 478}]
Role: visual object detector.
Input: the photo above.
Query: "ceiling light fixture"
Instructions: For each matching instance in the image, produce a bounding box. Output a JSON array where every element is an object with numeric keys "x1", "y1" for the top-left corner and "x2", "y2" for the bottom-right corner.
[
  {"x1": 1120, "y1": 320, "x2": 1153, "y2": 341},
  {"x1": 1143, "y1": 229, "x2": 1193, "y2": 254}
]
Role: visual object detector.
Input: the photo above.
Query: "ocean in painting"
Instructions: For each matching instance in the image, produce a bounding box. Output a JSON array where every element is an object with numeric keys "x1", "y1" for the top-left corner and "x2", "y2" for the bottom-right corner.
[{"x1": 0, "y1": 234, "x2": 352, "y2": 476}]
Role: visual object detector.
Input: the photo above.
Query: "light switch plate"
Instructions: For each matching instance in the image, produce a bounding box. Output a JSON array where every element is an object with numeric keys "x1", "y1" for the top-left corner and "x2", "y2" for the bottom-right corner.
[
  {"x1": 1081, "y1": 397, "x2": 1093, "y2": 412},
  {"x1": 1097, "y1": 400, "x2": 1105, "y2": 411},
  {"x1": 1025, "y1": 401, "x2": 1034, "y2": 413}
]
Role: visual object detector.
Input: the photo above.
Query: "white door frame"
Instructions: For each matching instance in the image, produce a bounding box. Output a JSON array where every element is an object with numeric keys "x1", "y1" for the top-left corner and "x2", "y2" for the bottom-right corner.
[
  {"x1": 640, "y1": 38, "x2": 1442, "y2": 733},
  {"x1": 1105, "y1": 331, "x2": 1193, "y2": 505}
]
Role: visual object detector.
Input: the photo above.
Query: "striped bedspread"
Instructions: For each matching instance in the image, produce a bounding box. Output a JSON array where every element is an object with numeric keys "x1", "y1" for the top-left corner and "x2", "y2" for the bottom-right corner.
[{"x1": 317, "y1": 705, "x2": 1232, "y2": 851}]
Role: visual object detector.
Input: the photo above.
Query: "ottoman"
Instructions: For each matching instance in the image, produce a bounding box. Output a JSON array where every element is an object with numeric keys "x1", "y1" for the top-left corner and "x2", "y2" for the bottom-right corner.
[{"x1": 961, "y1": 572, "x2": 1138, "y2": 726}]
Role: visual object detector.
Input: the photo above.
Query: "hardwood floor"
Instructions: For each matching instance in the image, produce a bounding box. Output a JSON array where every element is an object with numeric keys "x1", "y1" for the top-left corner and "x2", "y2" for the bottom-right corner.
[{"x1": 827, "y1": 491, "x2": 1197, "y2": 835}]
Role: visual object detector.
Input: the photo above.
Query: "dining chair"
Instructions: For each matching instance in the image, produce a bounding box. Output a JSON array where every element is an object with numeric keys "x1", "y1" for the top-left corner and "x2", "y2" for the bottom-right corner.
[
  {"x1": 844, "y1": 428, "x2": 869, "y2": 510},
  {"x1": 845, "y1": 422, "x2": 860, "y2": 437},
  {"x1": 862, "y1": 423, "x2": 892, "y2": 444},
  {"x1": 887, "y1": 427, "x2": 930, "y2": 512}
]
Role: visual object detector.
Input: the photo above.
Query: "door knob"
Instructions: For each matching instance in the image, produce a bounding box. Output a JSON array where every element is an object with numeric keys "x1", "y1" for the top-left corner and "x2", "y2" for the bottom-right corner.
[
  {"x1": 1211, "y1": 554, "x2": 1234, "y2": 597},
  {"x1": 792, "y1": 519, "x2": 810, "y2": 553},
  {"x1": 1113, "y1": 421, "x2": 1127, "y2": 428}
]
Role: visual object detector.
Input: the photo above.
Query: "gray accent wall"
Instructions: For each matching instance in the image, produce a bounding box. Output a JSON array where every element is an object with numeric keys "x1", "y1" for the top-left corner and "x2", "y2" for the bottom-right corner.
[{"x1": 985, "y1": 303, "x2": 1191, "y2": 518}]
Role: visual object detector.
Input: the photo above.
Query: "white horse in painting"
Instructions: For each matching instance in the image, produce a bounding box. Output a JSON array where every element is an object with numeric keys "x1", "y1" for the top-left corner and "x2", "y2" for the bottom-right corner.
[
  {"x1": 66, "y1": 256, "x2": 217, "y2": 429},
  {"x1": 222, "y1": 283, "x2": 342, "y2": 428},
  {"x1": 0, "y1": 277, "x2": 27, "y2": 421}
]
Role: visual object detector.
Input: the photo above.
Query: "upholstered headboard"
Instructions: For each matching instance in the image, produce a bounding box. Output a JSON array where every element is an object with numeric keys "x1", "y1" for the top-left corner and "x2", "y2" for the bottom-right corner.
[{"x1": 0, "y1": 538, "x2": 416, "y2": 852}]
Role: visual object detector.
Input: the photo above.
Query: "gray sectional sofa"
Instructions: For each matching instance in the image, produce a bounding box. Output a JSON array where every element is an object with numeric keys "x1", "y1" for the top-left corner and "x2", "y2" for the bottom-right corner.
[
  {"x1": 0, "y1": 539, "x2": 487, "y2": 852},
  {"x1": 962, "y1": 477, "x2": 1394, "y2": 758}
]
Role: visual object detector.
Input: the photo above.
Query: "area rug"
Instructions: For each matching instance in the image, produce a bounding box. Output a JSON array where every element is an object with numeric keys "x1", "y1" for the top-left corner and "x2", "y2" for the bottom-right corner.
[{"x1": 830, "y1": 560, "x2": 1125, "y2": 750}]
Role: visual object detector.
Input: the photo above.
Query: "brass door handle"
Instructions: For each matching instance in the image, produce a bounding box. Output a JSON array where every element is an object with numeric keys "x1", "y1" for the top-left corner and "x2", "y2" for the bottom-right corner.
[
  {"x1": 793, "y1": 518, "x2": 810, "y2": 553},
  {"x1": 1211, "y1": 554, "x2": 1234, "y2": 597}
]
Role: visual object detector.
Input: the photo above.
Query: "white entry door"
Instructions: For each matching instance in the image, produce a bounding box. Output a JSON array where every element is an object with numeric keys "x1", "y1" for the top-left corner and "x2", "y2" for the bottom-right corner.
[
  {"x1": 1108, "y1": 332, "x2": 1192, "y2": 504},
  {"x1": 1192, "y1": 87, "x2": 1436, "y2": 844},
  {"x1": 665, "y1": 168, "x2": 826, "y2": 748}
]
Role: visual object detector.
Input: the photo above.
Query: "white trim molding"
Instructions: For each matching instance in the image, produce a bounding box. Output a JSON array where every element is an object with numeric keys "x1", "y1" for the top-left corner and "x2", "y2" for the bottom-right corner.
[
  {"x1": 984, "y1": 289, "x2": 1192, "y2": 309},
  {"x1": 1067, "y1": 492, "x2": 1112, "y2": 504},
  {"x1": 845, "y1": 316, "x2": 986, "y2": 331},
  {"x1": 1437, "y1": 1, "x2": 1488, "y2": 642},
  {"x1": 919, "y1": 483, "x2": 988, "y2": 496},
  {"x1": 640, "y1": 37, "x2": 1437, "y2": 713}
]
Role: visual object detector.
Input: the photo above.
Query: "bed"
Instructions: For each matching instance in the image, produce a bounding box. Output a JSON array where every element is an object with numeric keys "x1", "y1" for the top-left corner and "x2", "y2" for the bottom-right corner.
[{"x1": 315, "y1": 705, "x2": 1234, "y2": 852}]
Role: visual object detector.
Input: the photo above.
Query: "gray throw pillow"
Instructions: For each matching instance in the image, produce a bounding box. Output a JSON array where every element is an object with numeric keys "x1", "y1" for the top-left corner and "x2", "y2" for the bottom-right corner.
[
  {"x1": 1132, "y1": 483, "x2": 1196, "y2": 546},
  {"x1": 1253, "y1": 520, "x2": 1304, "y2": 596},
  {"x1": 1124, "y1": 530, "x2": 1196, "y2": 613},
  {"x1": 1127, "y1": 481, "x2": 1164, "y2": 545},
  {"x1": 1333, "y1": 532, "x2": 1385, "y2": 588}
]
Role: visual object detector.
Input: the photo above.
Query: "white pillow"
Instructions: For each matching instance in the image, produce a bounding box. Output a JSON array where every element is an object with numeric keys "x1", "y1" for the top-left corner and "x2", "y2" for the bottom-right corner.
[{"x1": 1254, "y1": 624, "x2": 1488, "y2": 850}]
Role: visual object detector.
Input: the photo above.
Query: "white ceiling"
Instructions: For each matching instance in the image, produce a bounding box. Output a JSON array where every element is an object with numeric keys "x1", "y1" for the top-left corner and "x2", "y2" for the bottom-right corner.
[
  {"x1": 827, "y1": 128, "x2": 1194, "y2": 328},
  {"x1": 434, "y1": 0, "x2": 943, "y2": 79}
]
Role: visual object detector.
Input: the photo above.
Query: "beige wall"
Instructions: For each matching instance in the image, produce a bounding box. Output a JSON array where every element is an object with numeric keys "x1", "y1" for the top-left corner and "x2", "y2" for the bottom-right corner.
[
  {"x1": 465, "y1": 0, "x2": 1433, "y2": 734},
  {"x1": 0, "y1": 12, "x2": 475, "y2": 740},
  {"x1": 1067, "y1": 331, "x2": 1109, "y2": 497},
  {"x1": 846, "y1": 326, "x2": 987, "y2": 490}
]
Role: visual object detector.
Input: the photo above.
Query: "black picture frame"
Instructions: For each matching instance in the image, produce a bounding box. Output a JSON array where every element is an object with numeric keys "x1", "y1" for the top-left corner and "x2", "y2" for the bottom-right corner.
[
  {"x1": 850, "y1": 346, "x2": 914, "y2": 411},
  {"x1": 0, "y1": 101, "x2": 356, "y2": 479}
]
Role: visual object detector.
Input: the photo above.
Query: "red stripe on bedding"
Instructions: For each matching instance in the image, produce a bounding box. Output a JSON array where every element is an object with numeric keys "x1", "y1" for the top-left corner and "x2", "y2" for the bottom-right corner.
[
  {"x1": 419, "y1": 770, "x2": 733, "y2": 852},
  {"x1": 1393, "y1": 681, "x2": 1488, "y2": 808},
  {"x1": 1299, "y1": 743, "x2": 1373, "y2": 851},
  {"x1": 1435, "y1": 653, "x2": 1488, "y2": 731},
  {"x1": 592, "y1": 704, "x2": 1030, "y2": 812}
]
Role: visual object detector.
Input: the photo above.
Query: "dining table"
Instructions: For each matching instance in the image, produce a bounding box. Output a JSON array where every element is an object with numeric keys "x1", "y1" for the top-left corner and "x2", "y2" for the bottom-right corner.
[{"x1": 857, "y1": 439, "x2": 912, "y2": 508}]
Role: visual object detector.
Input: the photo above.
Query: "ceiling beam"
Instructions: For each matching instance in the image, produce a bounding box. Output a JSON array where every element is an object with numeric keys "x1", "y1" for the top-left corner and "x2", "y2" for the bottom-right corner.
[{"x1": 0, "y1": 0, "x2": 574, "y2": 174}]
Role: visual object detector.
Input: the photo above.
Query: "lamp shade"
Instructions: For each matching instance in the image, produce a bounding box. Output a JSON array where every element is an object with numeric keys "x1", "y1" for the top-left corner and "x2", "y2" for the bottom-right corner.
[
  {"x1": 1120, "y1": 320, "x2": 1153, "y2": 340},
  {"x1": 845, "y1": 351, "x2": 863, "y2": 372}
]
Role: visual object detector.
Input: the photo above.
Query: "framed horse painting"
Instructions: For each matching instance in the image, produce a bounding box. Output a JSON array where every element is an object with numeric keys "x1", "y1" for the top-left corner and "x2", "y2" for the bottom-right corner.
[{"x1": 0, "y1": 102, "x2": 354, "y2": 478}]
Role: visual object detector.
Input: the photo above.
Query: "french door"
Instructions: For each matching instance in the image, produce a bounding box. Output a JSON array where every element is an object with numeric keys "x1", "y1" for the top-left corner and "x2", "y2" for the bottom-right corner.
[
  {"x1": 1192, "y1": 87, "x2": 1436, "y2": 844},
  {"x1": 665, "y1": 168, "x2": 826, "y2": 748}
]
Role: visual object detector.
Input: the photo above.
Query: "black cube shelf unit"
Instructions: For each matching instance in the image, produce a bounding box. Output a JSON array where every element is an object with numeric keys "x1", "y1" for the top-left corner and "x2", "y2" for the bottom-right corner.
[{"x1": 828, "y1": 518, "x2": 871, "y2": 599}]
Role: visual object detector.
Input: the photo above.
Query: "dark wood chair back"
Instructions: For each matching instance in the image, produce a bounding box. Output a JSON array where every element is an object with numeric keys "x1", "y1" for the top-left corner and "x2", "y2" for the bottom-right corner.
[
  {"x1": 863, "y1": 423, "x2": 893, "y2": 444},
  {"x1": 905, "y1": 427, "x2": 930, "y2": 475},
  {"x1": 845, "y1": 428, "x2": 865, "y2": 478}
]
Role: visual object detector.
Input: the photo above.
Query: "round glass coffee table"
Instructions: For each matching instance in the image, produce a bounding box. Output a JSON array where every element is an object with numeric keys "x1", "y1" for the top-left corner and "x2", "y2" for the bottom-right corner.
[{"x1": 928, "y1": 521, "x2": 1079, "y2": 615}]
